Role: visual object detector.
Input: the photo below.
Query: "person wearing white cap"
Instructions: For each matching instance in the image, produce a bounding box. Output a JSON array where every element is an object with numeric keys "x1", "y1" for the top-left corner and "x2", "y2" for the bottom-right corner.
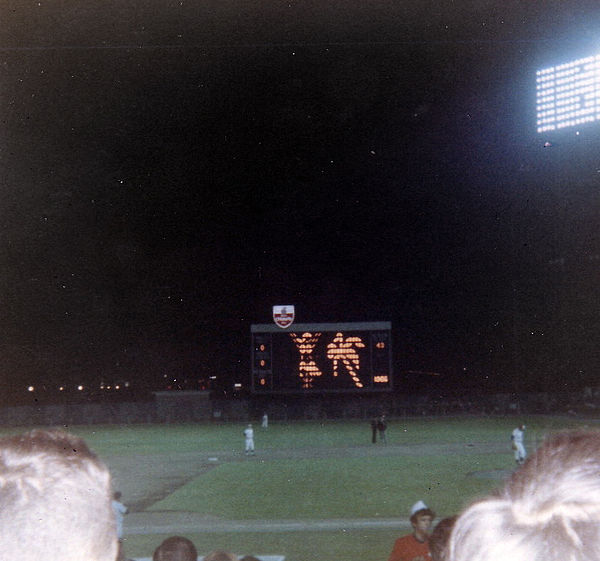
[{"x1": 387, "y1": 500, "x2": 436, "y2": 561}]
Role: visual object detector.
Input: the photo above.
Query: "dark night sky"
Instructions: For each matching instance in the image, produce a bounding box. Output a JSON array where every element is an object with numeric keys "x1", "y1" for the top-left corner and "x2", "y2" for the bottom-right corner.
[{"x1": 1, "y1": 1, "x2": 599, "y2": 398}]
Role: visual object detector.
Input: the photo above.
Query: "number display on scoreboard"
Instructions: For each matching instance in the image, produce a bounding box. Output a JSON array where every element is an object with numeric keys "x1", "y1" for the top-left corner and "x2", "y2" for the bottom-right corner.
[{"x1": 251, "y1": 322, "x2": 392, "y2": 393}]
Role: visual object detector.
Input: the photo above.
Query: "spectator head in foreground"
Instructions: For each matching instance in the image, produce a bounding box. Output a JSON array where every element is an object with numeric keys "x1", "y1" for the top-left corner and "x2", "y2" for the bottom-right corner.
[
  {"x1": 0, "y1": 428, "x2": 117, "y2": 561},
  {"x1": 153, "y1": 536, "x2": 198, "y2": 561},
  {"x1": 203, "y1": 550, "x2": 239, "y2": 561},
  {"x1": 410, "y1": 499, "x2": 436, "y2": 534},
  {"x1": 387, "y1": 500, "x2": 436, "y2": 561},
  {"x1": 429, "y1": 516, "x2": 457, "y2": 561},
  {"x1": 448, "y1": 430, "x2": 600, "y2": 561}
]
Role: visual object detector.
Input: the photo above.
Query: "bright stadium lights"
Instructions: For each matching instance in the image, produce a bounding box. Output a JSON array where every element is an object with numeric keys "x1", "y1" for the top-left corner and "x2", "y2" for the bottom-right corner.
[{"x1": 536, "y1": 54, "x2": 600, "y2": 133}]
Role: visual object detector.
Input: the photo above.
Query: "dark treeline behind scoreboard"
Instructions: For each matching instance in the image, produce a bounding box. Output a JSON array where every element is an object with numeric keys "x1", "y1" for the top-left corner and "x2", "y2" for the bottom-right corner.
[{"x1": 251, "y1": 322, "x2": 392, "y2": 393}]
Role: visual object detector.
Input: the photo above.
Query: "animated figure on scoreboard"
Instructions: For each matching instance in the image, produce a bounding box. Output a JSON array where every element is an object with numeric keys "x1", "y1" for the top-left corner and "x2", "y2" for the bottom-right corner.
[
  {"x1": 326, "y1": 332, "x2": 365, "y2": 388},
  {"x1": 289, "y1": 332, "x2": 323, "y2": 389}
]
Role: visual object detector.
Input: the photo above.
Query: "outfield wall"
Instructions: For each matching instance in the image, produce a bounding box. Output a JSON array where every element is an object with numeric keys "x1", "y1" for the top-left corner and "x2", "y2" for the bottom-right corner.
[{"x1": 0, "y1": 390, "x2": 593, "y2": 426}]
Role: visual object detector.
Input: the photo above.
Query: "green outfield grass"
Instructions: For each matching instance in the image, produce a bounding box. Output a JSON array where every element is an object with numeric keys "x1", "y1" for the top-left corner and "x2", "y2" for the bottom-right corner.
[
  {"x1": 67, "y1": 414, "x2": 587, "y2": 456},
  {"x1": 148, "y1": 453, "x2": 505, "y2": 519},
  {"x1": 6, "y1": 415, "x2": 594, "y2": 561},
  {"x1": 123, "y1": 528, "x2": 401, "y2": 561}
]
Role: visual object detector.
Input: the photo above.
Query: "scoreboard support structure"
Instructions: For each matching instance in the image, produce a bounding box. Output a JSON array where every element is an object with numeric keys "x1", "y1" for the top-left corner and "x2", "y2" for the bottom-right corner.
[{"x1": 251, "y1": 322, "x2": 392, "y2": 393}]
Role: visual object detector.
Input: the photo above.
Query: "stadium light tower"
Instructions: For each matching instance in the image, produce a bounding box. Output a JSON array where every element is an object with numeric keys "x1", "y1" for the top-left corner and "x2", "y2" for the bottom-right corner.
[{"x1": 536, "y1": 54, "x2": 600, "y2": 133}]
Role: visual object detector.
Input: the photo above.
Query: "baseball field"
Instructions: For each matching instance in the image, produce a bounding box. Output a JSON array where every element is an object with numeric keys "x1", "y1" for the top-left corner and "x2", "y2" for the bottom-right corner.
[{"x1": 7, "y1": 415, "x2": 593, "y2": 561}]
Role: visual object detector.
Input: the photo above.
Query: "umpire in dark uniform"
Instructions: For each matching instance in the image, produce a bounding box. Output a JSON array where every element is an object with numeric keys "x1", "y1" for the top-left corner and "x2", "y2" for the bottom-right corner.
[{"x1": 377, "y1": 414, "x2": 388, "y2": 444}]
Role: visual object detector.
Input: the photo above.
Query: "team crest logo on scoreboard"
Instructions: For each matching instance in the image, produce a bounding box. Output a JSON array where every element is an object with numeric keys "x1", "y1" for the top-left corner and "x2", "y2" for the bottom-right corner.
[{"x1": 273, "y1": 305, "x2": 295, "y2": 328}]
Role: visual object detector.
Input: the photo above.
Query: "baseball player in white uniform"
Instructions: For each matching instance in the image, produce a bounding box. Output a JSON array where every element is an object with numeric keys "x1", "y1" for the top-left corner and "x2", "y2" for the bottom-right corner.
[
  {"x1": 244, "y1": 423, "x2": 255, "y2": 455},
  {"x1": 511, "y1": 424, "x2": 526, "y2": 465},
  {"x1": 111, "y1": 492, "x2": 128, "y2": 540}
]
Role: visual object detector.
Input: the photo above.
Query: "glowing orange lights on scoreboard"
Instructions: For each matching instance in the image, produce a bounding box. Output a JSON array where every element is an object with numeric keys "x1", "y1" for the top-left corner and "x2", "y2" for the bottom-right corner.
[
  {"x1": 290, "y1": 331, "x2": 367, "y2": 389},
  {"x1": 289, "y1": 332, "x2": 323, "y2": 388},
  {"x1": 251, "y1": 321, "x2": 392, "y2": 392},
  {"x1": 253, "y1": 335, "x2": 272, "y2": 378},
  {"x1": 326, "y1": 333, "x2": 365, "y2": 388}
]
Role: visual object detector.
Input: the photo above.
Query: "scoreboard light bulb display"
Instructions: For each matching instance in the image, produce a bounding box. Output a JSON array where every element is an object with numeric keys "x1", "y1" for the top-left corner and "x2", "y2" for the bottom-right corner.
[
  {"x1": 251, "y1": 322, "x2": 392, "y2": 393},
  {"x1": 536, "y1": 54, "x2": 600, "y2": 133}
]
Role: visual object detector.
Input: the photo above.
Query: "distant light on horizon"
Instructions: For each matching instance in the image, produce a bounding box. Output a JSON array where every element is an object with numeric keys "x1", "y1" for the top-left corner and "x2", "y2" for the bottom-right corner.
[{"x1": 536, "y1": 54, "x2": 600, "y2": 133}]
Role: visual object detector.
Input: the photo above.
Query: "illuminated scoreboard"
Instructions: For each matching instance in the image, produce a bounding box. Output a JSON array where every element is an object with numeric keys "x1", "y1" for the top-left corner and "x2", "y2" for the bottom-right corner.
[
  {"x1": 536, "y1": 54, "x2": 600, "y2": 133},
  {"x1": 251, "y1": 322, "x2": 392, "y2": 393}
]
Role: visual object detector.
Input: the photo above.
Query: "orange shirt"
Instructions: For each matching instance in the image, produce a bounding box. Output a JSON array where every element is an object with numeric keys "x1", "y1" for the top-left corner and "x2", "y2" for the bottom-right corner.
[{"x1": 387, "y1": 533, "x2": 431, "y2": 561}]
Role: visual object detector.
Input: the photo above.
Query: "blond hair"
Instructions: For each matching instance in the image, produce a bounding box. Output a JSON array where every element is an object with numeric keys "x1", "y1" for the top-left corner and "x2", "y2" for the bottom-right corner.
[
  {"x1": 449, "y1": 430, "x2": 600, "y2": 561},
  {"x1": 0, "y1": 429, "x2": 117, "y2": 561}
]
